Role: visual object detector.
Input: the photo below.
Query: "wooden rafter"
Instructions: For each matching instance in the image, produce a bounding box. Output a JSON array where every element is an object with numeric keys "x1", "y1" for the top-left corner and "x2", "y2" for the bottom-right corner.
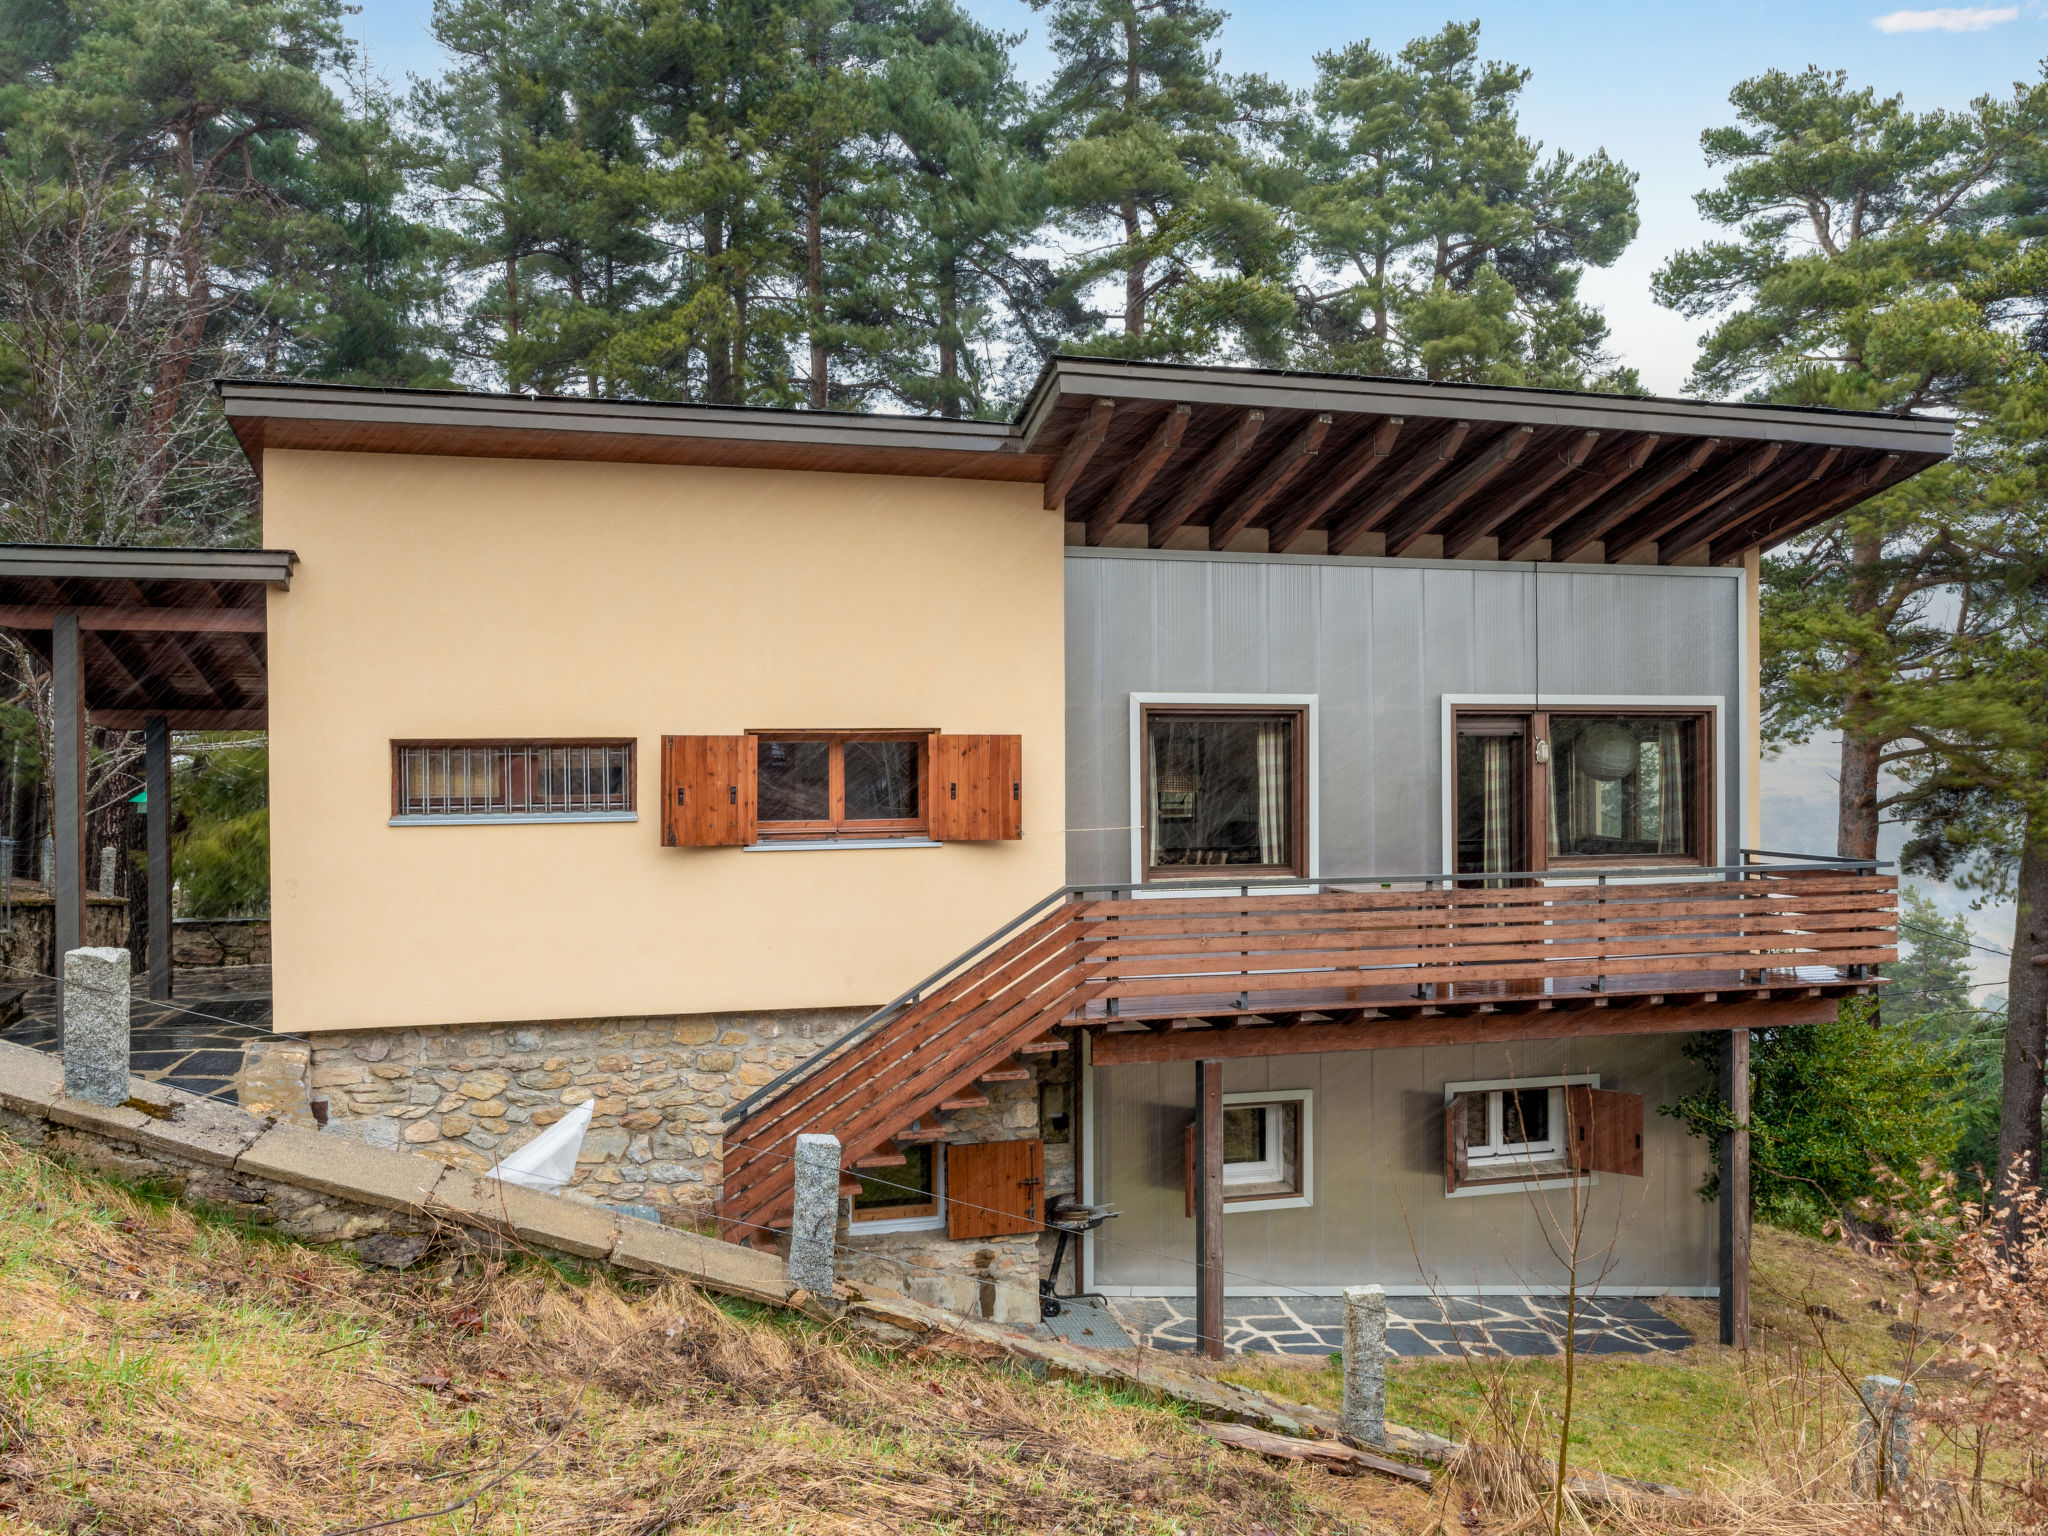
[
  {"x1": 1658, "y1": 446, "x2": 1838, "y2": 559},
  {"x1": 1711, "y1": 451, "x2": 1904, "y2": 565},
  {"x1": 1149, "y1": 411, "x2": 1264, "y2": 547},
  {"x1": 1383, "y1": 424, "x2": 1535, "y2": 555},
  {"x1": 1084, "y1": 404, "x2": 1190, "y2": 543},
  {"x1": 1208, "y1": 413, "x2": 1332, "y2": 547},
  {"x1": 1550, "y1": 437, "x2": 1723, "y2": 563},
  {"x1": 1326, "y1": 421, "x2": 1470, "y2": 555},
  {"x1": 1600, "y1": 441, "x2": 1783, "y2": 559},
  {"x1": 1266, "y1": 417, "x2": 1404, "y2": 552},
  {"x1": 1440, "y1": 429, "x2": 1601, "y2": 558},
  {"x1": 1493, "y1": 435, "x2": 1659, "y2": 556},
  {"x1": 1042, "y1": 398, "x2": 1114, "y2": 511}
]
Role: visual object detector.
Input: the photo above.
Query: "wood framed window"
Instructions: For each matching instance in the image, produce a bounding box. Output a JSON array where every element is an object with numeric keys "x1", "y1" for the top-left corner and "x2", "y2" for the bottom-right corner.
[
  {"x1": 1143, "y1": 706, "x2": 1306, "y2": 880},
  {"x1": 662, "y1": 732, "x2": 1021, "y2": 847},
  {"x1": 1452, "y1": 706, "x2": 1714, "y2": 876},
  {"x1": 1444, "y1": 1076, "x2": 1643, "y2": 1194},
  {"x1": 391, "y1": 741, "x2": 635, "y2": 824},
  {"x1": 1182, "y1": 1091, "x2": 1313, "y2": 1213},
  {"x1": 851, "y1": 1143, "x2": 943, "y2": 1230}
]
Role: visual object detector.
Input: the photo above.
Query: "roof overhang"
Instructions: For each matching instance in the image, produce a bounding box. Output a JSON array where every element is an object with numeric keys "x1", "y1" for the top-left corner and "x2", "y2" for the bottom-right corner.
[
  {"x1": 0, "y1": 545, "x2": 297, "y2": 729},
  {"x1": 1018, "y1": 358, "x2": 1954, "y2": 566}
]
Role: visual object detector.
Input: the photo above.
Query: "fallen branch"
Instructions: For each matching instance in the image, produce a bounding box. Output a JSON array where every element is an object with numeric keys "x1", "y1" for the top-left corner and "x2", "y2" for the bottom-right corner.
[{"x1": 1199, "y1": 1421, "x2": 1434, "y2": 1488}]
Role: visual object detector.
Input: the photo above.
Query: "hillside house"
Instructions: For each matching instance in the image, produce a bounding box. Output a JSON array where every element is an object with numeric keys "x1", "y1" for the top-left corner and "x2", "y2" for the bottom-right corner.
[{"x1": 0, "y1": 357, "x2": 1941, "y2": 1345}]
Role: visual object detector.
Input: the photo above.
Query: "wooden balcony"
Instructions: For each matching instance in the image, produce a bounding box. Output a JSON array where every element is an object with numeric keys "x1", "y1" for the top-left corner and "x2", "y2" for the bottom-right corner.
[{"x1": 716, "y1": 857, "x2": 1894, "y2": 1237}]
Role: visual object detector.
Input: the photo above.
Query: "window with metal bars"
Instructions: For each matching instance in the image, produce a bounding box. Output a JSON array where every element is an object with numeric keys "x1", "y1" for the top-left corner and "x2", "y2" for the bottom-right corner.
[{"x1": 391, "y1": 742, "x2": 635, "y2": 823}]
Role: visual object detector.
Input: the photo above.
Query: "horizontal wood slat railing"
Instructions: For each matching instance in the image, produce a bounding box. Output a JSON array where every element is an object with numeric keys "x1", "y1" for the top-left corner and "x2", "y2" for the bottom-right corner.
[{"x1": 714, "y1": 861, "x2": 1896, "y2": 1241}]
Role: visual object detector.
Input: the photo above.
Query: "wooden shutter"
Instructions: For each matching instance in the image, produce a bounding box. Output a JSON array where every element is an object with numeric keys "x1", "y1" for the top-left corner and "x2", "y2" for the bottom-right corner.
[
  {"x1": 661, "y1": 735, "x2": 757, "y2": 847},
  {"x1": 1444, "y1": 1093, "x2": 1474, "y2": 1193},
  {"x1": 1183, "y1": 1122, "x2": 1196, "y2": 1219},
  {"x1": 946, "y1": 1138, "x2": 1044, "y2": 1239},
  {"x1": 1566, "y1": 1086, "x2": 1644, "y2": 1176},
  {"x1": 927, "y1": 734, "x2": 1022, "y2": 841}
]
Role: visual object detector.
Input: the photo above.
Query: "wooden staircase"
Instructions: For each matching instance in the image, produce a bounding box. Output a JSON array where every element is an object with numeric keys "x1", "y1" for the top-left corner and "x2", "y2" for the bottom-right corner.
[{"x1": 716, "y1": 898, "x2": 1098, "y2": 1241}]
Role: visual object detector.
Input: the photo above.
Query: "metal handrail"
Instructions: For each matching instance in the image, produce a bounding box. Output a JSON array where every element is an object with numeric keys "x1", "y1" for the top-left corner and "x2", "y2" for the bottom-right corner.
[{"x1": 723, "y1": 855, "x2": 1893, "y2": 1126}]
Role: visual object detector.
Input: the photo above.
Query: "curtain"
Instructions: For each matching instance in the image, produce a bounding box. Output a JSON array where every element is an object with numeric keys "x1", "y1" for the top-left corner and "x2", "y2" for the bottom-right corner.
[
  {"x1": 1147, "y1": 731, "x2": 1164, "y2": 869},
  {"x1": 1256, "y1": 722, "x2": 1288, "y2": 865},
  {"x1": 1482, "y1": 736, "x2": 1511, "y2": 878},
  {"x1": 1656, "y1": 720, "x2": 1686, "y2": 854}
]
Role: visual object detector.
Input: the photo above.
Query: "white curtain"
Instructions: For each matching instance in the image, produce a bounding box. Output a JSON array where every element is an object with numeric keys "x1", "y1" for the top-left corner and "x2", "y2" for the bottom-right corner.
[
  {"x1": 1482, "y1": 736, "x2": 1511, "y2": 877},
  {"x1": 1656, "y1": 720, "x2": 1686, "y2": 854},
  {"x1": 1256, "y1": 722, "x2": 1288, "y2": 865}
]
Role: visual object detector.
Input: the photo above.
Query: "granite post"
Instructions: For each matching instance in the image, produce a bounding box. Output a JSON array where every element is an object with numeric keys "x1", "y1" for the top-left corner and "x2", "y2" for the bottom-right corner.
[
  {"x1": 788, "y1": 1132, "x2": 842, "y2": 1298},
  {"x1": 1853, "y1": 1374, "x2": 1913, "y2": 1498},
  {"x1": 62, "y1": 946, "x2": 131, "y2": 1107},
  {"x1": 1341, "y1": 1284, "x2": 1388, "y2": 1447}
]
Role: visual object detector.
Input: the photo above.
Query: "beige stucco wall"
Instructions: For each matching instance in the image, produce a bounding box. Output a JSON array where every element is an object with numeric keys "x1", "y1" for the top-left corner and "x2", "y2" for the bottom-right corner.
[{"x1": 262, "y1": 449, "x2": 1066, "y2": 1034}]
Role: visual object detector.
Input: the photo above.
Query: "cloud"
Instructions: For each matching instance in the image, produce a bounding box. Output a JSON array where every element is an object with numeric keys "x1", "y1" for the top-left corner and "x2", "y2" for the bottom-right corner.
[{"x1": 1871, "y1": 5, "x2": 2019, "y2": 30}]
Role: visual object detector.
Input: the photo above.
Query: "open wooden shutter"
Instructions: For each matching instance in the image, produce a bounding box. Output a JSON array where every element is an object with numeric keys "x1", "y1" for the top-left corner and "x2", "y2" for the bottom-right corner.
[
  {"x1": 661, "y1": 735, "x2": 757, "y2": 847},
  {"x1": 927, "y1": 735, "x2": 1022, "y2": 841},
  {"x1": 1444, "y1": 1094, "x2": 1474, "y2": 1193},
  {"x1": 1565, "y1": 1086, "x2": 1644, "y2": 1176},
  {"x1": 946, "y1": 1138, "x2": 1044, "y2": 1238}
]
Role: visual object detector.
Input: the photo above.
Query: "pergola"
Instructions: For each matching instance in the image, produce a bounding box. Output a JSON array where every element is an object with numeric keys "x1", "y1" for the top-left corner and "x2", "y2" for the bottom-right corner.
[{"x1": 0, "y1": 545, "x2": 297, "y2": 1019}]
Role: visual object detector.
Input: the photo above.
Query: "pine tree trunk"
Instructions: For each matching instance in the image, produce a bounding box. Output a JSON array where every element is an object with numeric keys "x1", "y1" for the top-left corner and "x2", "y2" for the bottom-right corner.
[
  {"x1": 938, "y1": 249, "x2": 959, "y2": 419},
  {"x1": 807, "y1": 175, "x2": 826, "y2": 410},
  {"x1": 1124, "y1": 200, "x2": 1145, "y2": 338},
  {"x1": 705, "y1": 216, "x2": 731, "y2": 404},
  {"x1": 1997, "y1": 818, "x2": 2047, "y2": 1223},
  {"x1": 1836, "y1": 726, "x2": 1881, "y2": 860}
]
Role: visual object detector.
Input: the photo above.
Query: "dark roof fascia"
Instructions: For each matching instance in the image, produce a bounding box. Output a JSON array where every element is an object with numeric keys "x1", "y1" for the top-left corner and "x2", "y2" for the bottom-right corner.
[
  {"x1": 0, "y1": 545, "x2": 299, "y2": 588},
  {"x1": 1016, "y1": 357, "x2": 1957, "y2": 459},
  {"x1": 214, "y1": 379, "x2": 1024, "y2": 459}
]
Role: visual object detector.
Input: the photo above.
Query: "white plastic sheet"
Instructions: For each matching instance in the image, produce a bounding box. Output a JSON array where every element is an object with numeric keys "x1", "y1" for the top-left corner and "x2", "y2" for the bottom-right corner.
[{"x1": 488, "y1": 1098, "x2": 593, "y2": 1192}]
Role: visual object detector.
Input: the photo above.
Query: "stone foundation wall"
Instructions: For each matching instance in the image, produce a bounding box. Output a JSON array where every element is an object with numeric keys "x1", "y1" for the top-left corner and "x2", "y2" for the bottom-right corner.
[
  {"x1": 305, "y1": 1009, "x2": 869, "y2": 1219},
  {"x1": 172, "y1": 917, "x2": 271, "y2": 968},
  {"x1": 0, "y1": 892, "x2": 128, "y2": 982}
]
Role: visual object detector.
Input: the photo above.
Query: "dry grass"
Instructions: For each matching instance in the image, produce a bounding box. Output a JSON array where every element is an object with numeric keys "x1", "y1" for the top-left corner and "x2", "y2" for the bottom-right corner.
[{"x1": 0, "y1": 1140, "x2": 1415, "y2": 1534}]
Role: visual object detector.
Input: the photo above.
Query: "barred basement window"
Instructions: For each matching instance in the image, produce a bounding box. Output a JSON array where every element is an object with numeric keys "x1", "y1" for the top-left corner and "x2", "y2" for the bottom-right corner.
[{"x1": 392, "y1": 742, "x2": 636, "y2": 823}]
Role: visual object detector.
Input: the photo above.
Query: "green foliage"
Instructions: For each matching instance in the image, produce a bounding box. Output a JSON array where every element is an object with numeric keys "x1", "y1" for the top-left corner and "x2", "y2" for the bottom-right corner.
[
  {"x1": 1662, "y1": 999, "x2": 1965, "y2": 1234},
  {"x1": 172, "y1": 740, "x2": 267, "y2": 919}
]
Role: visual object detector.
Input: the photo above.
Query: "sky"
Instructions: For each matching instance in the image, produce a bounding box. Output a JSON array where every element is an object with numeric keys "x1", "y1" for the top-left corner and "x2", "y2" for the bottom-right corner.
[{"x1": 342, "y1": 0, "x2": 2028, "y2": 989}]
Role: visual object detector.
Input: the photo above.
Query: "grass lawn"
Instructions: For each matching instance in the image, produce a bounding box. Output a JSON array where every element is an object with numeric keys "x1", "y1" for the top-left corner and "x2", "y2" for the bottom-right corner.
[{"x1": 1218, "y1": 1225, "x2": 1974, "y2": 1489}]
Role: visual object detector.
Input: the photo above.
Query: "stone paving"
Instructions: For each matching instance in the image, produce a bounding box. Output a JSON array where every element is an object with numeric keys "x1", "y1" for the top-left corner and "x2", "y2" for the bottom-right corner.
[
  {"x1": 1105, "y1": 1292, "x2": 1694, "y2": 1357},
  {"x1": 1, "y1": 966, "x2": 281, "y2": 1104}
]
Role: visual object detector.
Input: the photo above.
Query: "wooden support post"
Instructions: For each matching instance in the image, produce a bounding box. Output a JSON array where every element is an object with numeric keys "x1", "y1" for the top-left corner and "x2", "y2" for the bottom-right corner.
[
  {"x1": 145, "y1": 716, "x2": 171, "y2": 1001},
  {"x1": 1718, "y1": 1027, "x2": 1751, "y2": 1348},
  {"x1": 52, "y1": 612, "x2": 85, "y2": 1038},
  {"x1": 1194, "y1": 1058, "x2": 1225, "y2": 1361}
]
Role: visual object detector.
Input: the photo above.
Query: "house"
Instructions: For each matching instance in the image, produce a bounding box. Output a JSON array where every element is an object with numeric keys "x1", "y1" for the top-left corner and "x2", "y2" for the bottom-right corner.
[{"x1": 0, "y1": 357, "x2": 1937, "y2": 1347}]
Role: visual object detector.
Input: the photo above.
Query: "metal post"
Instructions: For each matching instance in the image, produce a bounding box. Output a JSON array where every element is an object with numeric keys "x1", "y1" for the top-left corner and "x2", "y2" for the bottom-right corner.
[
  {"x1": 1194, "y1": 1058, "x2": 1225, "y2": 1361},
  {"x1": 1718, "y1": 1027, "x2": 1752, "y2": 1348},
  {"x1": 51, "y1": 613, "x2": 84, "y2": 1037},
  {"x1": 145, "y1": 716, "x2": 171, "y2": 1001}
]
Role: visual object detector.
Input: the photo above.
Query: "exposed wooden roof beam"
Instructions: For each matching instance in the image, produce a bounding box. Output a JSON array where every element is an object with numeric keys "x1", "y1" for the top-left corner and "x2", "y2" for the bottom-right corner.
[
  {"x1": 0, "y1": 604, "x2": 264, "y2": 634},
  {"x1": 1711, "y1": 451, "x2": 1903, "y2": 564},
  {"x1": 1326, "y1": 421, "x2": 1470, "y2": 555},
  {"x1": 1550, "y1": 438, "x2": 1722, "y2": 563},
  {"x1": 1600, "y1": 441, "x2": 1783, "y2": 559},
  {"x1": 1383, "y1": 424, "x2": 1535, "y2": 556},
  {"x1": 1440, "y1": 430, "x2": 1601, "y2": 558},
  {"x1": 1493, "y1": 435, "x2": 1659, "y2": 556},
  {"x1": 1043, "y1": 398, "x2": 1114, "y2": 511},
  {"x1": 1267, "y1": 416, "x2": 1403, "y2": 552},
  {"x1": 1149, "y1": 411, "x2": 1264, "y2": 547},
  {"x1": 1084, "y1": 404, "x2": 1190, "y2": 544},
  {"x1": 1207, "y1": 413, "x2": 1331, "y2": 547},
  {"x1": 1658, "y1": 446, "x2": 1838, "y2": 558}
]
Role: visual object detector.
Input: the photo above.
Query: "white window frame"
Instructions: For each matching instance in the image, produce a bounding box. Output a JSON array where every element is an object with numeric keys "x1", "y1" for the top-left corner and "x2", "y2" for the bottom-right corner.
[
  {"x1": 1221, "y1": 1089, "x2": 1313, "y2": 1213},
  {"x1": 1443, "y1": 1073, "x2": 1599, "y2": 1199},
  {"x1": 1128, "y1": 694, "x2": 1320, "y2": 888},
  {"x1": 847, "y1": 1142, "x2": 946, "y2": 1234},
  {"x1": 1437, "y1": 694, "x2": 1728, "y2": 874}
]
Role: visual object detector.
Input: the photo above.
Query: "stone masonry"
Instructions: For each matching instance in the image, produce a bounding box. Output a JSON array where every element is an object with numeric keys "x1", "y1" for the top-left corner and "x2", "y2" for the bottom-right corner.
[{"x1": 305, "y1": 1008, "x2": 868, "y2": 1219}]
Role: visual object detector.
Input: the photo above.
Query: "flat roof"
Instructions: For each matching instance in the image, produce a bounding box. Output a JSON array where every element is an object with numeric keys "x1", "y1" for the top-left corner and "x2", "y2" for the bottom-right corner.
[{"x1": 217, "y1": 359, "x2": 1954, "y2": 566}]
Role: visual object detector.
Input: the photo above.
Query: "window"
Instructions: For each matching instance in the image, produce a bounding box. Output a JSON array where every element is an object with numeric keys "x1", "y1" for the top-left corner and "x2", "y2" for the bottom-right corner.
[
  {"x1": 755, "y1": 732, "x2": 924, "y2": 841},
  {"x1": 1183, "y1": 1091, "x2": 1313, "y2": 1212},
  {"x1": 1461, "y1": 1087, "x2": 1564, "y2": 1169},
  {"x1": 1443, "y1": 1075, "x2": 1645, "y2": 1195},
  {"x1": 851, "y1": 1142, "x2": 942, "y2": 1229},
  {"x1": 392, "y1": 742, "x2": 634, "y2": 823},
  {"x1": 1144, "y1": 708, "x2": 1303, "y2": 878},
  {"x1": 1452, "y1": 708, "x2": 1711, "y2": 874}
]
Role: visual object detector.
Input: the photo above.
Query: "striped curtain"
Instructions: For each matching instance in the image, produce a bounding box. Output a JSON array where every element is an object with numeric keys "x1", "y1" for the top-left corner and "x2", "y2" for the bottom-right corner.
[
  {"x1": 1482, "y1": 736, "x2": 1511, "y2": 877},
  {"x1": 1256, "y1": 723, "x2": 1288, "y2": 865},
  {"x1": 1656, "y1": 721, "x2": 1686, "y2": 854}
]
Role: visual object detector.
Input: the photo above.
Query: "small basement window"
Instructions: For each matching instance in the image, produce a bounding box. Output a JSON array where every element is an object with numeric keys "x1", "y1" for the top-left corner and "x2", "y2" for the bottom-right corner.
[
  {"x1": 850, "y1": 1142, "x2": 943, "y2": 1231},
  {"x1": 1444, "y1": 1075, "x2": 1645, "y2": 1195},
  {"x1": 755, "y1": 732, "x2": 925, "y2": 841},
  {"x1": 392, "y1": 742, "x2": 635, "y2": 823},
  {"x1": 1184, "y1": 1091, "x2": 1312, "y2": 1212}
]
